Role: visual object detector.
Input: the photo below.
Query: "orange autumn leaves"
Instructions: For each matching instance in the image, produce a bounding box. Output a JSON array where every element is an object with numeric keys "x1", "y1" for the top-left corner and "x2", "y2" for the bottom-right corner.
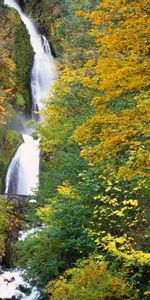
[
  {"x1": 76, "y1": 0, "x2": 150, "y2": 103},
  {"x1": 0, "y1": 52, "x2": 15, "y2": 124},
  {"x1": 74, "y1": 0, "x2": 150, "y2": 179},
  {"x1": 0, "y1": 17, "x2": 16, "y2": 124}
]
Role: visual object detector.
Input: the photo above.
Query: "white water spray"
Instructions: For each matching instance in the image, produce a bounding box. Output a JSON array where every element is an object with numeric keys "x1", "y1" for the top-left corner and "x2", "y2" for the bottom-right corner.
[{"x1": 0, "y1": 268, "x2": 40, "y2": 300}]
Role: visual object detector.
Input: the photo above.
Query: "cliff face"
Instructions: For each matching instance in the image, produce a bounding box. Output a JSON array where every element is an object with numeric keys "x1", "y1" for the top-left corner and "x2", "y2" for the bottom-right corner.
[{"x1": 24, "y1": 0, "x2": 61, "y2": 56}]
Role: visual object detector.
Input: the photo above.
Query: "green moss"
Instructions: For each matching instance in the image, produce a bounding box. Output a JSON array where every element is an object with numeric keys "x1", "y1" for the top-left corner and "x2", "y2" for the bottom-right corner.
[
  {"x1": 0, "y1": 126, "x2": 23, "y2": 193},
  {"x1": 14, "y1": 22, "x2": 33, "y2": 113}
]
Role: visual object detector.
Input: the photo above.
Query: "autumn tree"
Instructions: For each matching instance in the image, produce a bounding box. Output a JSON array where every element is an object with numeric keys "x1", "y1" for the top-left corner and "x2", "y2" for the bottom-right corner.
[
  {"x1": 72, "y1": 1, "x2": 150, "y2": 297},
  {"x1": 74, "y1": 0, "x2": 150, "y2": 178}
]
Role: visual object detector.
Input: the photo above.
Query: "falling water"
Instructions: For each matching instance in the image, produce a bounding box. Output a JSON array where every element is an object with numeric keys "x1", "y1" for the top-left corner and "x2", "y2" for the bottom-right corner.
[
  {"x1": 5, "y1": 135, "x2": 40, "y2": 195},
  {"x1": 4, "y1": 0, "x2": 57, "y2": 196}
]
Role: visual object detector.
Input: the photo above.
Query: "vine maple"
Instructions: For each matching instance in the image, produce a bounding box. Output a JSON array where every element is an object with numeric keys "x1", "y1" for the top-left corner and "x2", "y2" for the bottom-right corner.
[{"x1": 74, "y1": 0, "x2": 150, "y2": 178}]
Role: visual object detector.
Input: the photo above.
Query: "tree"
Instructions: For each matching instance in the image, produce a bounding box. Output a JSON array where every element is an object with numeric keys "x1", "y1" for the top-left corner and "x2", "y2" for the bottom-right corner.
[
  {"x1": 74, "y1": 0, "x2": 150, "y2": 179},
  {"x1": 71, "y1": 2, "x2": 150, "y2": 298}
]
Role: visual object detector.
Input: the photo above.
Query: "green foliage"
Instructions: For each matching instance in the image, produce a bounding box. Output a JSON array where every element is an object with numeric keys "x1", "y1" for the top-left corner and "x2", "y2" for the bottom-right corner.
[
  {"x1": 0, "y1": 197, "x2": 11, "y2": 262},
  {"x1": 17, "y1": 184, "x2": 94, "y2": 284},
  {"x1": 77, "y1": 164, "x2": 150, "y2": 252},
  {"x1": 14, "y1": 22, "x2": 32, "y2": 112},
  {"x1": 37, "y1": 144, "x2": 87, "y2": 202},
  {"x1": 53, "y1": 0, "x2": 99, "y2": 58},
  {"x1": 47, "y1": 259, "x2": 133, "y2": 300}
]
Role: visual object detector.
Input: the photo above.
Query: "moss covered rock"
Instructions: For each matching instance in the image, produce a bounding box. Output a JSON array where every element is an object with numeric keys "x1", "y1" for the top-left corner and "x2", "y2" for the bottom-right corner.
[{"x1": 0, "y1": 126, "x2": 23, "y2": 193}]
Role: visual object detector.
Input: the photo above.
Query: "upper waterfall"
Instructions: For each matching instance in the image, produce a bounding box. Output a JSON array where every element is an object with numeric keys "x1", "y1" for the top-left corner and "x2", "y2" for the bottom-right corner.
[{"x1": 4, "y1": 0, "x2": 57, "y2": 112}]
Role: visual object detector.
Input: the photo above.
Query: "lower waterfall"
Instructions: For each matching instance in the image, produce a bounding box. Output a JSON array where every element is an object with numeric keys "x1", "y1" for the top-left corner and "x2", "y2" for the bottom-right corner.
[{"x1": 5, "y1": 134, "x2": 40, "y2": 196}]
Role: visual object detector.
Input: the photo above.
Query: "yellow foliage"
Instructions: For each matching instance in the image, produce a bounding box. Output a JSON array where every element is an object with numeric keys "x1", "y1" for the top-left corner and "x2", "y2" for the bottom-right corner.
[
  {"x1": 0, "y1": 234, "x2": 6, "y2": 262},
  {"x1": 0, "y1": 198, "x2": 12, "y2": 262},
  {"x1": 0, "y1": 17, "x2": 16, "y2": 124},
  {"x1": 57, "y1": 181, "x2": 79, "y2": 199},
  {"x1": 37, "y1": 206, "x2": 54, "y2": 224},
  {"x1": 100, "y1": 233, "x2": 150, "y2": 266},
  {"x1": 123, "y1": 199, "x2": 138, "y2": 207},
  {"x1": 47, "y1": 259, "x2": 132, "y2": 300},
  {"x1": 74, "y1": 0, "x2": 150, "y2": 179}
]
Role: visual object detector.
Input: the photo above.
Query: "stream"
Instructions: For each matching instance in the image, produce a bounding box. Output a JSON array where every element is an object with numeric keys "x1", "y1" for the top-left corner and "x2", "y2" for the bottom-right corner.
[
  {"x1": 0, "y1": 267, "x2": 40, "y2": 300},
  {"x1": 1, "y1": 0, "x2": 57, "y2": 299}
]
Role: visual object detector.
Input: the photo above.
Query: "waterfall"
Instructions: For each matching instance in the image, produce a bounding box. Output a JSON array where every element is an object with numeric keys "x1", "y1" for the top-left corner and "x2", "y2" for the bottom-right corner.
[
  {"x1": 5, "y1": 135, "x2": 40, "y2": 195},
  {"x1": 4, "y1": 0, "x2": 57, "y2": 195}
]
